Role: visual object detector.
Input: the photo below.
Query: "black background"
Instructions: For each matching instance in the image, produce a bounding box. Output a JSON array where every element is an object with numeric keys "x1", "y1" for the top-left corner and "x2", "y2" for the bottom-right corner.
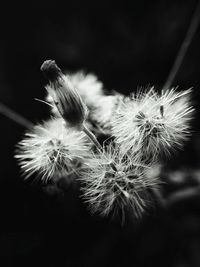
[{"x1": 1, "y1": 1, "x2": 200, "y2": 266}]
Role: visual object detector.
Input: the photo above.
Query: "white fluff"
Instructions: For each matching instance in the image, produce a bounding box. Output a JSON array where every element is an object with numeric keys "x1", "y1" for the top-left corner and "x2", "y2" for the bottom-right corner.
[{"x1": 15, "y1": 118, "x2": 92, "y2": 183}]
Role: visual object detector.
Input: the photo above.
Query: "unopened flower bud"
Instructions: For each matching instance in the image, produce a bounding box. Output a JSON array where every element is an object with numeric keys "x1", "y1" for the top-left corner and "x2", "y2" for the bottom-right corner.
[
  {"x1": 41, "y1": 60, "x2": 88, "y2": 129},
  {"x1": 41, "y1": 60, "x2": 62, "y2": 83}
]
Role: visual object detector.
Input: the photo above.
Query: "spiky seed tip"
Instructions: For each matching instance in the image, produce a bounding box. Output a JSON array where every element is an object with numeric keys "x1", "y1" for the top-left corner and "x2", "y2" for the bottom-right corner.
[
  {"x1": 112, "y1": 87, "x2": 194, "y2": 161},
  {"x1": 15, "y1": 118, "x2": 92, "y2": 183},
  {"x1": 80, "y1": 143, "x2": 159, "y2": 221},
  {"x1": 41, "y1": 60, "x2": 88, "y2": 129}
]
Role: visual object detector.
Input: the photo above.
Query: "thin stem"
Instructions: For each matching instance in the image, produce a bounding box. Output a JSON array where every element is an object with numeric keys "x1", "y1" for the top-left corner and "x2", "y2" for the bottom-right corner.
[
  {"x1": 82, "y1": 124, "x2": 103, "y2": 152},
  {"x1": 0, "y1": 102, "x2": 34, "y2": 129},
  {"x1": 163, "y1": 0, "x2": 200, "y2": 90},
  {"x1": 82, "y1": 124, "x2": 117, "y2": 171}
]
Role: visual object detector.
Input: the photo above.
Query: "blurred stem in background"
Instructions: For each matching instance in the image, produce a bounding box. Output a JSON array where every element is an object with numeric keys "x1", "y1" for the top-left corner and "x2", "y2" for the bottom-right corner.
[
  {"x1": 0, "y1": 102, "x2": 33, "y2": 128},
  {"x1": 163, "y1": 0, "x2": 200, "y2": 90}
]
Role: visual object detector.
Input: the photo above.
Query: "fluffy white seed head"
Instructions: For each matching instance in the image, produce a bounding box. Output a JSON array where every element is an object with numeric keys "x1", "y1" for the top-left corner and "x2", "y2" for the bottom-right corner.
[
  {"x1": 112, "y1": 87, "x2": 194, "y2": 161},
  {"x1": 68, "y1": 71, "x2": 104, "y2": 107},
  {"x1": 41, "y1": 60, "x2": 88, "y2": 129},
  {"x1": 90, "y1": 94, "x2": 123, "y2": 135},
  {"x1": 15, "y1": 118, "x2": 92, "y2": 183},
  {"x1": 80, "y1": 143, "x2": 159, "y2": 221}
]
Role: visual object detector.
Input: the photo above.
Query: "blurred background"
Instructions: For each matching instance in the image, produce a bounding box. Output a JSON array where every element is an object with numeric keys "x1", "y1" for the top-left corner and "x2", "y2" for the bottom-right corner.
[{"x1": 1, "y1": 0, "x2": 200, "y2": 266}]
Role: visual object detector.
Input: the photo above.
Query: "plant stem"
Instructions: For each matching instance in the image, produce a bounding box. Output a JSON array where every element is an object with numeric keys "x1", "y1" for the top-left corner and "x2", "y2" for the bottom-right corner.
[
  {"x1": 82, "y1": 124, "x2": 117, "y2": 171},
  {"x1": 163, "y1": 0, "x2": 200, "y2": 90},
  {"x1": 82, "y1": 124, "x2": 103, "y2": 152},
  {"x1": 0, "y1": 102, "x2": 33, "y2": 129}
]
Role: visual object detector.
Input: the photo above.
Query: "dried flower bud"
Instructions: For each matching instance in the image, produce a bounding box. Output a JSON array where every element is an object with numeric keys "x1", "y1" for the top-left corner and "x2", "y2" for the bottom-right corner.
[
  {"x1": 41, "y1": 60, "x2": 88, "y2": 129},
  {"x1": 41, "y1": 60, "x2": 62, "y2": 82}
]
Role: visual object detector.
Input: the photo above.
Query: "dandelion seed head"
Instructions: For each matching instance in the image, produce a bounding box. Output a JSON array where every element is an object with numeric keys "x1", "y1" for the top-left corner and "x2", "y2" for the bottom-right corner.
[
  {"x1": 81, "y1": 144, "x2": 159, "y2": 220},
  {"x1": 15, "y1": 118, "x2": 91, "y2": 183},
  {"x1": 112, "y1": 88, "x2": 193, "y2": 160}
]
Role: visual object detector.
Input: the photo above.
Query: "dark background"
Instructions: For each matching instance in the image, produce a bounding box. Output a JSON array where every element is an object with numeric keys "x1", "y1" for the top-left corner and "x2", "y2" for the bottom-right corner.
[{"x1": 1, "y1": 1, "x2": 200, "y2": 266}]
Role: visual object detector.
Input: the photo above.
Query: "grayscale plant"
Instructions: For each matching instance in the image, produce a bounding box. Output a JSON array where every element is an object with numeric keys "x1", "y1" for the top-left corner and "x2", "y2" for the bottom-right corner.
[{"x1": 13, "y1": 59, "x2": 194, "y2": 222}]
